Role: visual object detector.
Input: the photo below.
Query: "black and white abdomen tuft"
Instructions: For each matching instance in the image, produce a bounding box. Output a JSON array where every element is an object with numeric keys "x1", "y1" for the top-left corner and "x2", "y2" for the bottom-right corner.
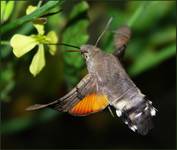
[{"x1": 113, "y1": 93, "x2": 156, "y2": 135}]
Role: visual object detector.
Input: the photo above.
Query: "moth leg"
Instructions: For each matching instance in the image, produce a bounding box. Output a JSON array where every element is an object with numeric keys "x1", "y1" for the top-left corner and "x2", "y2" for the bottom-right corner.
[{"x1": 107, "y1": 106, "x2": 115, "y2": 117}]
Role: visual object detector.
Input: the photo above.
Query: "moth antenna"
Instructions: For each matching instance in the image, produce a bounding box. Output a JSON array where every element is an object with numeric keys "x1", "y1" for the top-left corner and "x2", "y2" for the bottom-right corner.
[{"x1": 95, "y1": 17, "x2": 113, "y2": 46}]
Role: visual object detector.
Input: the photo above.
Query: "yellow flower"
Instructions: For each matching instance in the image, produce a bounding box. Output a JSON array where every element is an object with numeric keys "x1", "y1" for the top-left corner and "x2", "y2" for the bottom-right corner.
[{"x1": 10, "y1": 5, "x2": 58, "y2": 76}]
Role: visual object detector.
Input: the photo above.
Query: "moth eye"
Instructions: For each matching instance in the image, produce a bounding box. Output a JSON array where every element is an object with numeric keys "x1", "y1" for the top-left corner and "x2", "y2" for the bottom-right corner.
[{"x1": 84, "y1": 54, "x2": 88, "y2": 60}]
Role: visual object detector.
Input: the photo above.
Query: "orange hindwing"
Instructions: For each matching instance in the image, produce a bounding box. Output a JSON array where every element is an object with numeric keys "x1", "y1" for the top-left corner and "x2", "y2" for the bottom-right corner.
[{"x1": 69, "y1": 93, "x2": 109, "y2": 116}]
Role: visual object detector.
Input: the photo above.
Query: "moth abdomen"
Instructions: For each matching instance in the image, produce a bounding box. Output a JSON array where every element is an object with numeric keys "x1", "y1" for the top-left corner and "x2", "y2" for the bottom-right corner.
[{"x1": 114, "y1": 95, "x2": 156, "y2": 135}]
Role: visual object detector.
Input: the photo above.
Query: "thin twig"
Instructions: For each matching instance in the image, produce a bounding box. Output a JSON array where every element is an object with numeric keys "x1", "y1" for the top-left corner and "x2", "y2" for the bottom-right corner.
[
  {"x1": 37, "y1": 0, "x2": 43, "y2": 8},
  {"x1": 0, "y1": 41, "x2": 10, "y2": 46}
]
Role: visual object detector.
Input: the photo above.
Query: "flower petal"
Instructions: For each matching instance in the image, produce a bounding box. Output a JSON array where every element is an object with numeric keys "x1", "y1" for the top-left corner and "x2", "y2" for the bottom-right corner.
[
  {"x1": 26, "y1": 5, "x2": 45, "y2": 35},
  {"x1": 46, "y1": 31, "x2": 58, "y2": 55},
  {"x1": 10, "y1": 34, "x2": 38, "y2": 57},
  {"x1": 29, "y1": 44, "x2": 45, "y2": 77},
  {"x1": 34, "y1": 24, "x2": 45, "y2": 35},
  {"x1": 26, "y1": 5, "x2": 37, "y2": 15}
]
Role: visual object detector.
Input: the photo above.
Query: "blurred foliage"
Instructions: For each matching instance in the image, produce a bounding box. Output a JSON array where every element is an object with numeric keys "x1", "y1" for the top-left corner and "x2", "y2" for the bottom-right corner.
[
  {"x1": 1, "y1": 109, "x2": 58, "y2": 134},
  {"x1": 62, "y1": 1, "x2": 89, "y2": 88},
  {"x1": 0, "y1": 63, "x2": 15, "y2": 102},
  {"x1": 100, "y1": 1, "x2": 176, "y2": 76},
  {"x1": 0, "y1": 0, "x2": 176, "y2": 136}
]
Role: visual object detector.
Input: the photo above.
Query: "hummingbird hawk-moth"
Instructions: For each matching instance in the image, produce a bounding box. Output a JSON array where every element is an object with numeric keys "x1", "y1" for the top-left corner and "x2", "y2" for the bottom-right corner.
[{"x1": 26, "y1": 20, "x2": 157, "y2": 135}]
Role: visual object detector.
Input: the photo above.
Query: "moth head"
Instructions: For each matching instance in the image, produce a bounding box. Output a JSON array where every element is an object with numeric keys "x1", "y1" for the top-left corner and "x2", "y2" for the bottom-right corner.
[{"x1": 80, "y1": 44, "x2": 100, "y2": 61}]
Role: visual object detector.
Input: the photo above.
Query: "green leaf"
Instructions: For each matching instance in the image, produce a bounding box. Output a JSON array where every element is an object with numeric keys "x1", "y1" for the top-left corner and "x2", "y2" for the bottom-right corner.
[
  {"x1": 63, "y1": 20, "x2": 89, "y2": 67},
  {"x1": 127, "y1": 1, "x2": 148, "y2": 27},
  {"x1": 10, "y1": 34, "x2": 38, "y2": 57},
  {"x1": 148, "y1": 26, "x2": 176, "y2": 46},
  {"x1": 29, "y1": 44, "x2": 45, "y2": 76},
  {"x1": 129, "y1": 1, "x2": 174, "y2": 30},
  {"x1": 69, "y1": 1, "x2": 89, "y2": 19},
  {"x1": 128, "y1": 44, "x2": 176, "y2": 76},
  {"x1": 1, "y1": 1, "x2": 14, "y2": 22},
  {"x1": 63, "y1": 20, "x2": 89, "y2": 47},
  {"x1": 1, "y1": 1, "x2": 6, "y2": 22},
  {"x1": 62, "y1": 1, "x2": 90, "y2": 85},
  {"x1": 0, "y1": 1, "x2": 62, "y2": 34},
  {"x1": 4, "y1": 1, "x2": 15, "y2": 21}
]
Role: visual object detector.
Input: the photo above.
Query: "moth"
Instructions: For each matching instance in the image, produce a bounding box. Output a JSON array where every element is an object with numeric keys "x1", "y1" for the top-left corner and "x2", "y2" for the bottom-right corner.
[{"x1": 26, "y1": 18, "x2": 157, "y2": 135}]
